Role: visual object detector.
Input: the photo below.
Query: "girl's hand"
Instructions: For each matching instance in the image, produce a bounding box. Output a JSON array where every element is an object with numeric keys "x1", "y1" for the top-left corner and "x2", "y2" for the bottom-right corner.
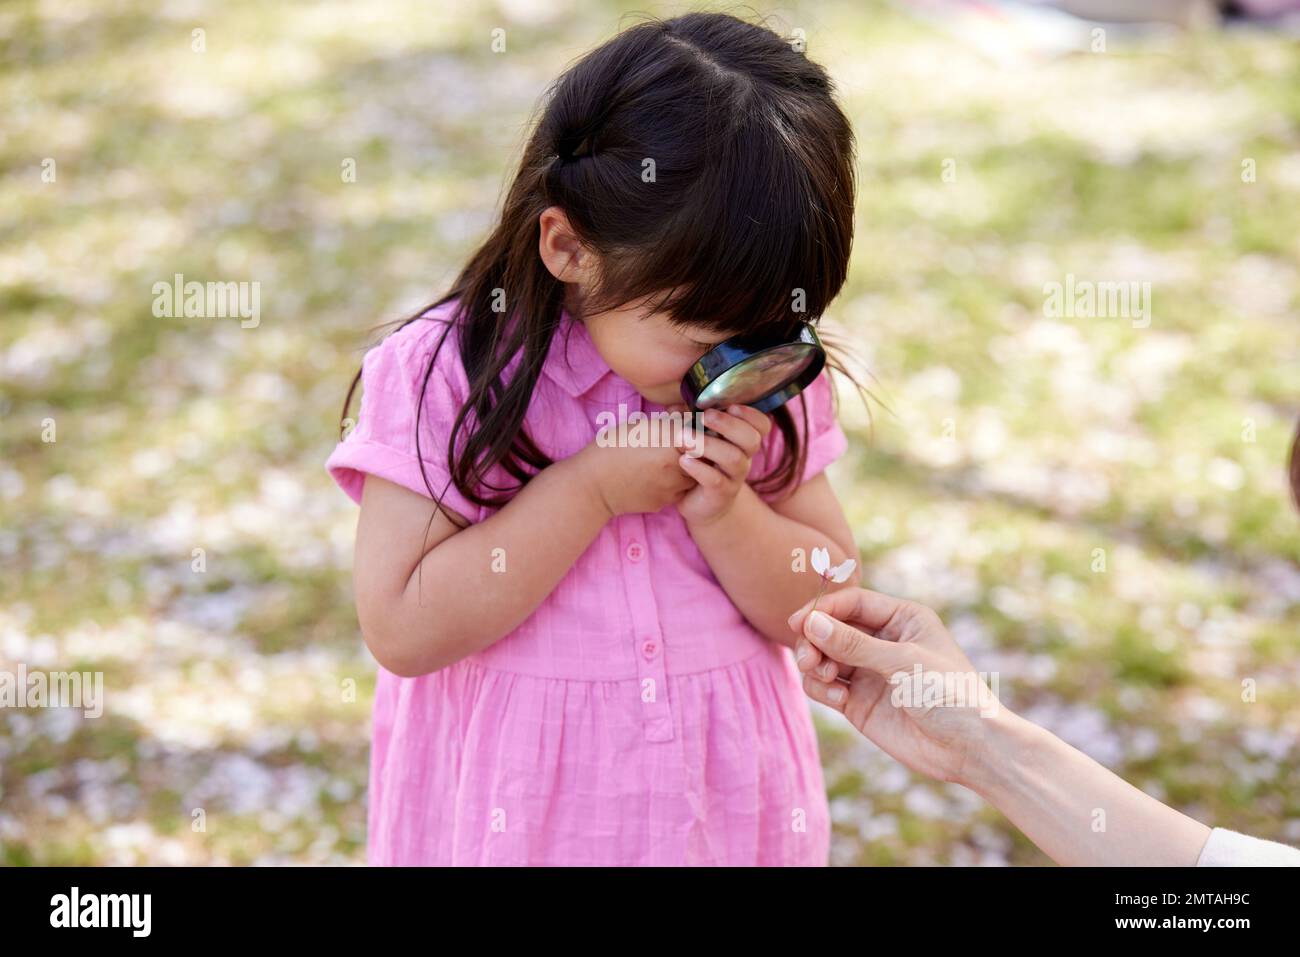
[
  {"x1": 576, "y1": 434, "x2": 697, "y2": 518},
  {"x1": 670, "y1": 403, "x2": 772, "y2": 526}
]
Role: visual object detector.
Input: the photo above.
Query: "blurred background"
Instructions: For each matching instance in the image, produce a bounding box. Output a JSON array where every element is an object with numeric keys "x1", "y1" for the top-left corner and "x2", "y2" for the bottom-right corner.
[{"x1": 2, "y1": 0, "x2": 1298, "y2": 865}]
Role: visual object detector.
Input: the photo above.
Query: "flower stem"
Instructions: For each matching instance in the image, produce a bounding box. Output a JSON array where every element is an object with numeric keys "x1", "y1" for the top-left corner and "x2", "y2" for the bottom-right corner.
[{"x1": 809, "y1": 574, "x2": 829, "y2": 618}]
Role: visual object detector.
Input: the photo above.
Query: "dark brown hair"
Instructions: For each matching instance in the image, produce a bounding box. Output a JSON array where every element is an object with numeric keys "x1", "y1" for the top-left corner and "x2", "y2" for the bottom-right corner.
[{"x1": 342, "y1": 11, "x2": 870, "y2": 526}]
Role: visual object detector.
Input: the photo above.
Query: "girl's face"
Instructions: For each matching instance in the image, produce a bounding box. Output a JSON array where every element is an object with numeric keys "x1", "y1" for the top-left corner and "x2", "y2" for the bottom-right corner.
[
  {"x1": 539, "y1": 208, "x2": 737, "y2": 406},
  {"x1": 582, "y1": 296, "x2": 738, "y2": 407}
]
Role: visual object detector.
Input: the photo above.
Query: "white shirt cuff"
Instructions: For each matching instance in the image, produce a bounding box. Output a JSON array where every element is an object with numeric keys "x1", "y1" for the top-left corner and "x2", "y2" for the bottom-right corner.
[{"x1": 1196, "y1": 827, "x2": 1300, "y2": 866}]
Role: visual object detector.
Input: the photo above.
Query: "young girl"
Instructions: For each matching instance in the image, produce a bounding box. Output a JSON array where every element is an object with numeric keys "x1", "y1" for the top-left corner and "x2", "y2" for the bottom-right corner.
[{"x1": 327, "y1": 12, "x2": 864, "y2": 866}]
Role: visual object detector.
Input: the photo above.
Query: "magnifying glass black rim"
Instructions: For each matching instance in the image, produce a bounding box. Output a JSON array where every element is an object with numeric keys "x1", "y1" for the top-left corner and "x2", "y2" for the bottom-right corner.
[{"x1": 680, "y1": 322, "x2": 826, "y2": 414}]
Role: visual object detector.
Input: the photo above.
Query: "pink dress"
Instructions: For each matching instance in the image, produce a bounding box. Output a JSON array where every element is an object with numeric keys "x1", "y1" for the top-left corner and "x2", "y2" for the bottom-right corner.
[{"x1": 326, "y1": 299, "x2": 849, "y2": 865}]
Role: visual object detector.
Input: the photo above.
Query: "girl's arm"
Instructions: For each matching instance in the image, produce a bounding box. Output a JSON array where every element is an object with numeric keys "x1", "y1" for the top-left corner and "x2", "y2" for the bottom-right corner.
[
  {"x1": 353, "y1": 453, "x2": 610, "y2": 676},
  {"x1": 686, "y1": 472, "x2": 859, "y2": 648}
]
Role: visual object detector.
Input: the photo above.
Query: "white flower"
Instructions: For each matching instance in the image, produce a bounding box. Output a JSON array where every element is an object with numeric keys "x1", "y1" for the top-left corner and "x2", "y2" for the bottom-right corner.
[{"x1": 811, "y1": 546, "x2": 856, "y2": 584}]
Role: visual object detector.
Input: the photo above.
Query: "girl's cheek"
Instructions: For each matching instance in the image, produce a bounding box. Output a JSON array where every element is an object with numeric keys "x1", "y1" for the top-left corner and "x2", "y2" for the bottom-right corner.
[
  {"x1": 610, "y1": 336, "x2": 702, "y2": 389},
  {"x1": 635, "y1": 356, "x2": 698, "y2": 388}
]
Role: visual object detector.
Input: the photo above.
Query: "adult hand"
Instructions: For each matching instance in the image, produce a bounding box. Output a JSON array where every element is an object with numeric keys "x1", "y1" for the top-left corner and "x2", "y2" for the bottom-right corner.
[{"x1": 787, "y1": 589, "x2": 1003, "y2": 788}]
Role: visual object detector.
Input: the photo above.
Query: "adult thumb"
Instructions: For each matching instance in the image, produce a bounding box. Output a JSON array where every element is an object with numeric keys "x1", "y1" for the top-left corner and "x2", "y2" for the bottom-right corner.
[{"x1": 804, "y1": 610, "x2": 901, "y2": 675}]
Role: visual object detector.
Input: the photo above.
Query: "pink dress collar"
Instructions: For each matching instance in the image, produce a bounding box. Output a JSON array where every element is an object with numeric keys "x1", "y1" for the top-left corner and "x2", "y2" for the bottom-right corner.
[{"x1": 542, "y1": 307, "x2": 642, "y2": 402}]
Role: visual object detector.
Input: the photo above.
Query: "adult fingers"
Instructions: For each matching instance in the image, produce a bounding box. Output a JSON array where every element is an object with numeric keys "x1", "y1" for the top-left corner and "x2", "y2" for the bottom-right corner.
[
  {"x1": 801, "y1": 610, "x2": 908, "y2": 676},
  {"x1": 793, "y1": 637, "x2": 824, "y2": 675},
  {"x1": 788, "y1": 587, "x2": 913, "y2": 641},
  {"x1": 802, "y1": 672, "x2": 848, "y2": 711},
  {"x1": 793, "y1": 638, "x2": 853, "y2": 682}
]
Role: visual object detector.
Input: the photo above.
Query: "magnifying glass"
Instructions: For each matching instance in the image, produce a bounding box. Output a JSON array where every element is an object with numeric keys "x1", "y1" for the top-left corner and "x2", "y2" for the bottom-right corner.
[{"x1": 680, "y1": 323, "x2": 826, "y2": 433}]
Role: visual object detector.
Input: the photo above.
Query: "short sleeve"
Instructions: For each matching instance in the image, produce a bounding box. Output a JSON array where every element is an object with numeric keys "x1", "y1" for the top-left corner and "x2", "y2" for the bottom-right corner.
[
  {"x1": 749, "y1": 369, "x2": 849, "y2": 500},
  {"x1": 1195, "y1": 827, "x2": 1300, "y2": 866},
  {"x1": 325, "y1": 312, "x2": 483, "y2": 524}
]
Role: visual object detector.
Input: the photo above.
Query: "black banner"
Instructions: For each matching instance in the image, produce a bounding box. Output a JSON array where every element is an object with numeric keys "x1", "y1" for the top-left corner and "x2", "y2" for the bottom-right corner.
[{"x1": 0, "y1": 865, "x2": 1284, "y2": 942}]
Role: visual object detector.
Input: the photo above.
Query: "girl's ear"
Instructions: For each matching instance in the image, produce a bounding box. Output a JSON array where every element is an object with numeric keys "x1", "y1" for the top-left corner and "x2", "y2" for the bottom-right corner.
[{"x1": 538, "y1": 206, "x2": 596, "y2": 285}]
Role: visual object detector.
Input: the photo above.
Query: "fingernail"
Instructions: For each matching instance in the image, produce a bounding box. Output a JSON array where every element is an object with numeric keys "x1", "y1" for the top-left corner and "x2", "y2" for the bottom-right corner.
[
  {"x1": 808, "y1": 611, "x2": 832, "y2": 640},
  {"x1": 827, "y1": 686, "x2": 846, "y2": 704},
  {"x1": 795, "y1": 645, "x2": 809, "y2": 665},
  {"x1": 787, "y1": 609, "x2": 801, "y2": 627},
  {"x1": 820, "y1": 662, "x2": 836, "y2": 680}
]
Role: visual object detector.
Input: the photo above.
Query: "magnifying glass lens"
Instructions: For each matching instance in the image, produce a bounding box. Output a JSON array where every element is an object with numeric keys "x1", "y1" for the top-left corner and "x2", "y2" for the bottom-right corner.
[
  {"x1": 695, "y1": 344, "x2": 818, "y2": 408},
  {"x1": 681, "y1": 322, "x2": 827, "y2": 417}
]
